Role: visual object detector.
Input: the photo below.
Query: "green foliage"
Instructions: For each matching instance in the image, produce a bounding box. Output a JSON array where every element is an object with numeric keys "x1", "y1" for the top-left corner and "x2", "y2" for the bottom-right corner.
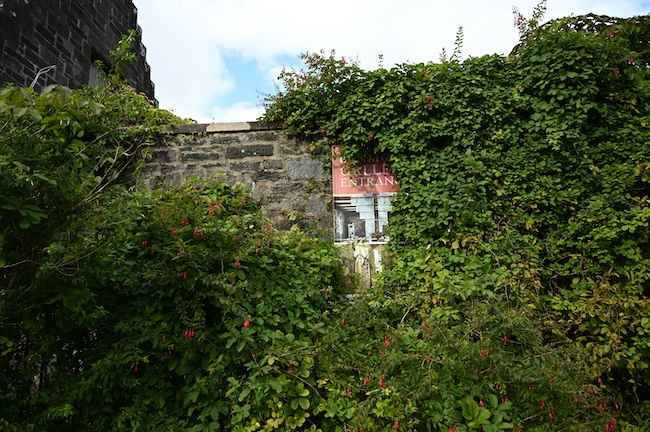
[
  {"x1": 0, "y1": 32, "x2": 191, "y2": 430},
  {"x1": 0, "y1": 180, "x2": 343, "y2": 431},
  {"x1": 263, "y1": 12, "x2": 650, "y2": 430},
  {"x1": 3, "y1": 15, "x2": 650, "y2": 431}
]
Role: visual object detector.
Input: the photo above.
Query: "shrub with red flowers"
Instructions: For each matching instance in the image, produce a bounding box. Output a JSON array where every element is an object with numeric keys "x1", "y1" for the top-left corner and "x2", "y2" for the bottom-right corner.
[{"x1": 263, "y1": 10, "x2": 650, "y2": 432}]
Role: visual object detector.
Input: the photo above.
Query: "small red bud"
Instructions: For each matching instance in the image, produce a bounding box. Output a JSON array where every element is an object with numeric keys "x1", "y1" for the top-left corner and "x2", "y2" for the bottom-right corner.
[
  {"x1": 393, "y1": 420, "x2": 399, "y2": 429},
  {"x1": 244, "y1": 319, "x2": 250, "y2": 329}
]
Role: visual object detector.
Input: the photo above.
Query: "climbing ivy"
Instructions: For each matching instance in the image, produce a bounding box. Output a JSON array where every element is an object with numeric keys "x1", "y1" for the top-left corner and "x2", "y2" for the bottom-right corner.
[{"x1": 264, "y1": 12, "x2": 650, "y2": 430}]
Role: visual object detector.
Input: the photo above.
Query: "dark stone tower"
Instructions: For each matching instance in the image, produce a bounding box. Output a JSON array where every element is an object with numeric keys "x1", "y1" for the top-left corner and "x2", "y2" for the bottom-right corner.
[{"x1": 0, "y1": 0, "x2": 154, "y2": 99}]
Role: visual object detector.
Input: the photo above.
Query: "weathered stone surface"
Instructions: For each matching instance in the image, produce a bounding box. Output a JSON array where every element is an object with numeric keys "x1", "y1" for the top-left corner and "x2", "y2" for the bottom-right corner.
[
  {"x1": 141, "y1": 122, "x2": 332, "y2": 236},
  {"x1": 181, "y1": 152, "x2": 221, "y2": 161},
  {"x1": 307, "y1": 196, "x2": 327, "y2": 214},
  {"x1": 206, "y1": 122, "x2": 251, "y2": 132},
  {"x1": 253, "y1": 171, "x2": 284, "y2": 182},
  {"x1": 286, "y1": 158, "x2": 324, "y2": 180},
  {"x1": 263, "y1": 159, "x2": 284, "y2": 170},
  {"x1": 272, "y1": 183, "x2": 303, "y2": 194},
  {"x1": 150, "y1": 149, "x2": 176, "y2": 163},
  {"x1": 0, "y1": 1, "x2": 154, "y2": 98},
  {"x1": 248, "y1": 131, "x2": 281, "y2": 142},
  {"x1": 226, "y1": 145, "x2": 274, "y2": 159},
  {"x1": 230, "y1": 161, "x2": 261, "y2": 170}
]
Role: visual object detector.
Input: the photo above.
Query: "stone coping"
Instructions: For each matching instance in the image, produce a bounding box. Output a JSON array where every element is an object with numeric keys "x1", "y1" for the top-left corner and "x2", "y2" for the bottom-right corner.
[{"x1": 166, "y1": 121, "x2": 286, "y2": 135}]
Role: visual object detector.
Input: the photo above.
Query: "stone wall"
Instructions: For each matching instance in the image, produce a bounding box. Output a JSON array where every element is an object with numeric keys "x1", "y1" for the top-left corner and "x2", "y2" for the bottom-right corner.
[
  {"x1": 140, "y1": 122, "x2": 332, "y2": 233},
  {"x1": 0, "y1": 0, "x2": 154, "y2": 99}
]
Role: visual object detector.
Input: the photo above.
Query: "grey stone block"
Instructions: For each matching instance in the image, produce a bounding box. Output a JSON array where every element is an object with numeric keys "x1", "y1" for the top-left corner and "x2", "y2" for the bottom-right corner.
[
  {"x1": 272, "y1": 183, "x2": 302, "y2": 194},
  {"x1": 181, "y1": 151, "x2": 221, "y2": 161},
  {"x1": 286, "y1": 158, "x2": 324, "y2": 180},
  {"x1": 307, "y1": 197, "x2": 327, "y2": 214},
  {"x1": 254, "y1": 171, "x2": 284, "y2": 182},
  {"x1": 230, "y1": 161, "x2": 261, "y2": 170},
  {"x1": 263, "y1": 159, "x2": 284, "y2": 170},
  {"x1": 227, "y1": 145, "x2": 274, "y2": 159}
]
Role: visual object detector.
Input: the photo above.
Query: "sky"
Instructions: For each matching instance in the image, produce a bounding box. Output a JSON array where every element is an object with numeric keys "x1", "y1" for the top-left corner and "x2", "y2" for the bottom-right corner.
[{"x1": 133, "y1": 0, "x2": 649, "y2": 124}]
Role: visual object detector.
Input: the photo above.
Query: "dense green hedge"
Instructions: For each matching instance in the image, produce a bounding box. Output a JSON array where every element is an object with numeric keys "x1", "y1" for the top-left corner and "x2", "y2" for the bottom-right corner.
[
  {"x1": 2, "y1": 13, "x2": 650, "y2": 431},
  {"x1": 263, "y1": 12, "x2": 650, "y2": 431}
]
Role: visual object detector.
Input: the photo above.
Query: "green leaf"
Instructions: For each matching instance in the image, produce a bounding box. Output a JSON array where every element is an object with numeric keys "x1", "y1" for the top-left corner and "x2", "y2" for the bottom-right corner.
[{"x1": 269, "y1": 380, "x2": 282, "y2": 393}]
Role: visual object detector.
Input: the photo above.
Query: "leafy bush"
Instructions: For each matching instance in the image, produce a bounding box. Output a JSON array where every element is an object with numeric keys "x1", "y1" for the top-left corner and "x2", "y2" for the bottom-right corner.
[
  {"x1": 263, "y1": 12, "x2": 650, "y2": 431},
  {"x1": 2, "y1": 180, "x2": 343, "y2": 431}
]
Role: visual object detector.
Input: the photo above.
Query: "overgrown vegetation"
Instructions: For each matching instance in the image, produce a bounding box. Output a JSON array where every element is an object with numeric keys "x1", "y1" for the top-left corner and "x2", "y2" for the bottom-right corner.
[
  {"x1": 262, "y1": 10, "x2": 650, "y2": 431},
  {"x1": 2, "y1": 9, "x2": 650, "y2": 432}
]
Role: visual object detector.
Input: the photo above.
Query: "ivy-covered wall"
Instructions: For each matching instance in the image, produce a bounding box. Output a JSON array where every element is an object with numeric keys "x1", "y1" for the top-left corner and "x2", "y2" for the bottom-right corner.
[{"x1": 141, "y1": 122, "x2": 332, "y2": 232}]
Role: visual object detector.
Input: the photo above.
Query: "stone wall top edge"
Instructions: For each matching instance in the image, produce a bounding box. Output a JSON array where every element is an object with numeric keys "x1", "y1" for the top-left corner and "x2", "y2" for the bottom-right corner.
[{"x1": 166, "y1": 121, "x2": 287, "y2": 135}]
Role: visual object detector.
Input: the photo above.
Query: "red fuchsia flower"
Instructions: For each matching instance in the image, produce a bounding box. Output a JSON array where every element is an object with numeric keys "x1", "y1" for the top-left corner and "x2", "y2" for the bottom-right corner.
[
  {"x1": 141, "y1": 240, "x2": 148, "y2": 248},
  {"x1": 479, "y1": 399, "x2": 484, "y2": 407},
  {"x1": 606, "y1": 418, "x2": 617, "y2": 431},
  {"x1": 363, "y1": 377, "x2": 372, "y2": 385},
  {"x1": 393, "y1": 420, "x2": 399, "y2": 430},
  {"x1": 539, "y1": 400, "x2": 546, "y2": 409},
  {"x1": 503, "y1": 335, "x2": 508, "y2": 344},
  {"x1": 243, "y1": 319, "x2": 250, "y2": 329},
  {"x1": 379, "y1": 376, "x2": 387, "y2": 388},
  {"x1": 629, "y1": 57, "x2": 635, "y2": 65},
  {"x1": 341, "y1": 318, "x2": 345, "y2": 325},
  {"x1": 235, "y1": 259, "x2": 241, "y2": 267},
  {"x1": 384, "y1": 335, "x2": 392, "y2": 347}
]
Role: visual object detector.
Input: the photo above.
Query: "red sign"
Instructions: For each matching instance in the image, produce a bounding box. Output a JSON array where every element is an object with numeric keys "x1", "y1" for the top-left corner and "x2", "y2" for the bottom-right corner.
[{"x1": 332, "y1": 148, "x2": 399, "y2": 196}]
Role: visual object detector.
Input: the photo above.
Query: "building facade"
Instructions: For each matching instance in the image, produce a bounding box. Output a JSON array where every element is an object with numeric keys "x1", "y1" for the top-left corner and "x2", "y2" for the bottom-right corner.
[{"x1": 0, "y1": 0, "x2": 154, "y2": 98}]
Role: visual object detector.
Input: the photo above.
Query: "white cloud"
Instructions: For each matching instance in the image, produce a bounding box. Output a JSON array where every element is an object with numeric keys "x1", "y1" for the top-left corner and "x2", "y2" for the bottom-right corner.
[{"x1": 134, "y1": 0, "x2": 649, "y2": 122}]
